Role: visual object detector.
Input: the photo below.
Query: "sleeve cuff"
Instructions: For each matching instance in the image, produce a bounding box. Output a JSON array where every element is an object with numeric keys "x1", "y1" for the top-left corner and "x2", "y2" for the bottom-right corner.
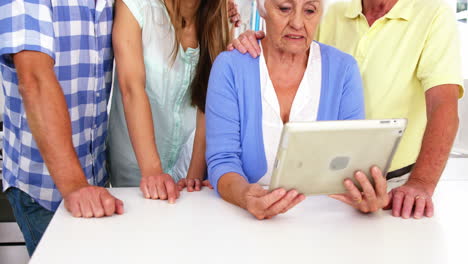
[
  {"x1": 122, "y1": 0, "x2": 144, "y2": 28},
  {"x1": 209, "y1": 166, "x2": 248, "y2": 195},
  {"x1": 422, "y1": 75, "x2": 465, "y2": 99},
  {"x1": 0, "y1": 40, "x2": 55, "y2": 62}
]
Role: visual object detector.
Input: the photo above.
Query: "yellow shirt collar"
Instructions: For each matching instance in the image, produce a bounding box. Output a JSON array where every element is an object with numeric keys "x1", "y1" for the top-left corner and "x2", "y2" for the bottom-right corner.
[{"x1": 345, "y1": 0, "x2": 413, "y2": 21}]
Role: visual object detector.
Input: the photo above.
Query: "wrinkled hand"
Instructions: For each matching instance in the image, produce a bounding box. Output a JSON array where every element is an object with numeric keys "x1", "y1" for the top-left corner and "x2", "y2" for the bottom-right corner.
[
  {"x1": 227, "y1": 30, "x2": 265, "y2": 57},
  {"x1": 330, "y1": 166, "x2": 389, "y2": 214},
  {"x1": 228, "y1": 0, "x2": 241, "y2": 27},
  {"x1": 140, "y1": 173, "x2": 180, "y2": 203},
  {"x1": 177, "y1": 178, "x2": 213, "y2": 192},
  {"x1": 64, "y1": 185, "x2": 124, "y2": 218},
  {"x1": 385, "y1": 179, "x2": 434, "y2": 219},
  {"x1": 243, "y1": 184, "x2": 305, "y2": 220}
]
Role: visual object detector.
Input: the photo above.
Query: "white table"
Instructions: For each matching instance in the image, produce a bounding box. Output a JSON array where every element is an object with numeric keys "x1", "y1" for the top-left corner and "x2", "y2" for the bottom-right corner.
[{"x1": 31, "y1": 160, "x2": 468, "y2": 264}]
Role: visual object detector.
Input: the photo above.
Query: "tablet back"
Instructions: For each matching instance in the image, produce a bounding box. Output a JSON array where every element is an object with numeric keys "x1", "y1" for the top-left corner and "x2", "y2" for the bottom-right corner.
[{"x1": 269, "y1": 119, "x2": 407, "y2": 195}]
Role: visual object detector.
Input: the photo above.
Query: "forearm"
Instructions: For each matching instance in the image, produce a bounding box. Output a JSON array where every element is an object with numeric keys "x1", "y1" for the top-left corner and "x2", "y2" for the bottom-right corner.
[
  {"x1": 18, "y1": 68, "x2": 87, "y2": 196},
  {"x1": 187, "y1": 110, "x2": 207, "y2": 179},
  {"x1": 409, "y1": 101, "x2": 459, "y2": 192},
  {"x1": 120, "y1": 88, "x2": 163, "y2": 176},
  {"x1": 218, "y1": 173, "x2": 250, "y2": 209}
]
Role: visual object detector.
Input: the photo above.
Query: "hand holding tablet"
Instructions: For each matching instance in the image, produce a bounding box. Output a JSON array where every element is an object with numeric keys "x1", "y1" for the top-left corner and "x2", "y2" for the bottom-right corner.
[{"x1": 269, "y1": 119, "x2": 407, "y2": 195}]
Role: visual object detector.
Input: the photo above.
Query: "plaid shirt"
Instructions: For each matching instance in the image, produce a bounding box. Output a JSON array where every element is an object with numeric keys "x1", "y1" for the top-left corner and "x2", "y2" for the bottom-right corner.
[{"x1": 0, "y1": 0, "x2": 114, "y2": 211}]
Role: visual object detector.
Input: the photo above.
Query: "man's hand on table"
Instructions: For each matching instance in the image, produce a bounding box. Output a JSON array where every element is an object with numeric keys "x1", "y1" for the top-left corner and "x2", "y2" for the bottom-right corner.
[
  {"x1": 64, "y1": 185, "x2": 124, "y2": 218},
  {"x1": 330, "y1": 166, "x2": 389, "y2": 214},
  {"x1": 242, "y1": 184, "x2": 306, "y2": 220},
  {"x1": 385, "y1": 179, "x2": 434, "y2": 219},
  {"x1": 140, "y1": 173, "x2": 180, "y2": 204}
]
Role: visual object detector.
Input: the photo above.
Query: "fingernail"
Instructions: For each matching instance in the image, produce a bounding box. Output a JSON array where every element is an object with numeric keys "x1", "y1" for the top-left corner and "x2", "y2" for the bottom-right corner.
[
  {"x1": 169, "y1": 199, "x2": 175, "y2": 204},
  {"x1": 278, "y1": 189, "x2": 286, "y2": 196}
]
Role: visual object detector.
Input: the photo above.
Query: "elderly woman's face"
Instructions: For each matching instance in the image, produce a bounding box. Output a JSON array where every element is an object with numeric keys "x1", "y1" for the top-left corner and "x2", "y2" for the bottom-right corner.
[{"x1": 263, "y1": 0, "x2": 322, "y2": 54}]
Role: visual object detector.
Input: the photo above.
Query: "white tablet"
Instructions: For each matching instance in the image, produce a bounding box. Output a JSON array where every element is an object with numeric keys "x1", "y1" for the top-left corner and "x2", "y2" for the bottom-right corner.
[{"x1": 269, "y1": 119, "x2": 407, "y2": 195}]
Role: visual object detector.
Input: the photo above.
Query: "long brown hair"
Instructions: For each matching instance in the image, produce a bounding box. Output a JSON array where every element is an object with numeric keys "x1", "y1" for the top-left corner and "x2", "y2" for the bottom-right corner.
[{"x1": 164, "y1": 0, "x2": 231, "y2": 112}]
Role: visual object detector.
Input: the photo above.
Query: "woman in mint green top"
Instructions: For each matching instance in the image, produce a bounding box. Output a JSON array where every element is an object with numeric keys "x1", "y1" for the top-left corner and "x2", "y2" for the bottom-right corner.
[{"x1": 108, "y1": 0, "x2": 233, "y2": 202}]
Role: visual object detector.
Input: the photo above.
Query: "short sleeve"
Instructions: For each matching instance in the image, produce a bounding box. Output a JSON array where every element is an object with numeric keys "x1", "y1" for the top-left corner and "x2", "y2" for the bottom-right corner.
[
  {"x1": 0, "y1": 0, "x2": 55, "y2": 61},
  {"x1": 416, "y1": 5, "x2": 464, "y2": 98},
  {"x1": 121, "y1": 0, "x2": 148, "y2": 28}
]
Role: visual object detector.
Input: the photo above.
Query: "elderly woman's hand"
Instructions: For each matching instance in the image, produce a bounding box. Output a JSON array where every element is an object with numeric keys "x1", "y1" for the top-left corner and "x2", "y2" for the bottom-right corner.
[
  {"x1": 227, "y1": 30, "x2": 265, "y2": 58},
  {"x1": 242, "y1": 184, "x2": 306, "y2": 220},
  {"x1": 329, "y1": 166, "x2": 389, "y2": 213}
]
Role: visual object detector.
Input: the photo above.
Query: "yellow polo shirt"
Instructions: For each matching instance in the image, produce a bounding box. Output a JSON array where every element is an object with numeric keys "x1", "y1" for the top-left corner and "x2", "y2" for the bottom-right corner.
[{"x1": 318, "y1": 0, "x2": 464, "y2": 171}]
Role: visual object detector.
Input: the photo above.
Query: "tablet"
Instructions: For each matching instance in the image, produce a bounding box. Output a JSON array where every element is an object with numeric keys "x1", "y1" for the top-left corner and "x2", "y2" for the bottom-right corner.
[{"x1": 269, "y1": 119, "x2": 407, "y2": 195}]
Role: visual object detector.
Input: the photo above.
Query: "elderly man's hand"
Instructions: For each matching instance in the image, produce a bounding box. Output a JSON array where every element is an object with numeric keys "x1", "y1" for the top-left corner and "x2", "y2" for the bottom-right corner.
[
  {"x1": 242, "y1": 184, "x2": 305, "y2": 220},
  {"x1": 385, "y1": 179, "x2": 434, "y2": 219},
  {"x1": 64, "y1": 185, "x2": 124, "y2": 218},
  {"x1": 227, "y1": 30, "x2": 265, "y2": 57},
  {"x1": 228, "y1": 0, "x2": 241, "y2": 27},
  {"x1": 329, "y1": 166, "x2": 389, "y2": 213}
]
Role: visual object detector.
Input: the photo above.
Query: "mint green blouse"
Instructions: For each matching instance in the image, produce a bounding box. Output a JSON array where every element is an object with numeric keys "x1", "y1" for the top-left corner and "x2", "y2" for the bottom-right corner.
[{"x1": 107, "y1": 0, "x2": 199, "y2": 187}]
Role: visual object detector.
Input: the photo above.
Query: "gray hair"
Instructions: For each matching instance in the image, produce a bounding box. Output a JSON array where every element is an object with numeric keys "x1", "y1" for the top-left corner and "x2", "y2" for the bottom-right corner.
[{"x1": 257, "y1": 0, "x2": 325, "y2": 17}]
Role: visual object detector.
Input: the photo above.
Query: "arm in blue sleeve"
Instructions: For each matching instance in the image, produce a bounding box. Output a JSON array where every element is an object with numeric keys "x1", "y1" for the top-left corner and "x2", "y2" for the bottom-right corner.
[
  {"x1": 205, "y1": 52, "x2": 248, "y2": 193},
  {"x1": 338, "y1": 59, "x2": 365, "y2": 120}
]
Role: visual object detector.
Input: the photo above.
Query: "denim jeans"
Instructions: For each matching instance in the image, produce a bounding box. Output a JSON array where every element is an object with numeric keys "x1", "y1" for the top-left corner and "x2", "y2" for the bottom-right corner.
[{"x1": 5, "y1": 187, "x2": 55, "y2": 256}]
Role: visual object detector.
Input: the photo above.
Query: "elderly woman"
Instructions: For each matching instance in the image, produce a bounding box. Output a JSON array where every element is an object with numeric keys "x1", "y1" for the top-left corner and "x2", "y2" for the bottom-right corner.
[
  {"x1": 205, "y1": 0, "x2": 389, "y2": 220},
  {"x1": 229, "y1": 0, "x2": 465, "y2": 219}
]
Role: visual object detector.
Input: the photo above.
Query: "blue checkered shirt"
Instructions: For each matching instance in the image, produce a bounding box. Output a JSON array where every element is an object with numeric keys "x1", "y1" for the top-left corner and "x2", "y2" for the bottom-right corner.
[{"x1": 0, "y1": 0, "x2": 114, "y2": 211}]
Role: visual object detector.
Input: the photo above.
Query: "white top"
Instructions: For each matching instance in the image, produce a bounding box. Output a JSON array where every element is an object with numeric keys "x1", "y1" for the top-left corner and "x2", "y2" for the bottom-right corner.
[
  {"x1": 107, "y1": 0, "x2": 199, "y2": 186},
  {"x1": 29, "y1": 158, "x2": 468, "y2": 264},
  {"x1": 258, "y1": 42, "x2": 322, "y2": 185}
]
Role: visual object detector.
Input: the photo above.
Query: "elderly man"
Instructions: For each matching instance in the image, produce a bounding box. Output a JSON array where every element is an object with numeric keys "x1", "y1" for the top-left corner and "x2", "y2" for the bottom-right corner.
[
  {"x1": 0, "y1": 0, "x2": 124, "y2": 255},
  {"x1": 230, "y1": 0, "x2": 464, "y2": 219}
]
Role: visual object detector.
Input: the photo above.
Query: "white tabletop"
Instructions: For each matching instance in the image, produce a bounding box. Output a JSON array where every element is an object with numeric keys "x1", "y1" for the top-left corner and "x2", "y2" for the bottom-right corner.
[{"x1": 31, "y1": 159, "x2": 468, "y2": 264}]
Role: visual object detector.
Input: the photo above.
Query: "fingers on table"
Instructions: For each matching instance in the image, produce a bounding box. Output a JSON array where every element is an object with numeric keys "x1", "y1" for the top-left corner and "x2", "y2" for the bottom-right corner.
[
  {"x1": 177, "y1": 179, "x2": 186, "y2": 191},
  {"x1": 187, "y1": 178, "x2": 195, "y2": 192},
  {"x1": 164, "y1": 180, "x2": 178, "y2": 203},
  {"x1": 413, "y1": 196, "x2": 426, "y2": 219},
  {"x1": 115, "y1": 199, "x2": 125, "y2": 215},
  {"x1": 392, "y1": 191, "x2": 433, "y2": 219},
  {"x1": 140, "y1": 183, "x2": 151, "y2": 199},
  {"x1": 391, "y1": 191, "x2": 405, "y2": 217},
  {"x1": 202, "y1": 180, "x2": 214, "y2": 189},
  {"x1": 401, "y1": 195, "x2": 415, "y2": 219}
]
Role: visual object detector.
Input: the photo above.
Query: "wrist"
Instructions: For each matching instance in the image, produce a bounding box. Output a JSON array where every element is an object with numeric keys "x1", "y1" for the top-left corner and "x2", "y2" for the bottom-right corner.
[
  {"x1": 141, "y1": 162, "x2": 164, "y2": 177},
  {"x1": 59, "y1": 178, "x2": 89, "y2": 198},
  {"x1": 238, "y1": 183, "x2": 251, "y2": 210},
  {"x1": 406, "y1": 176, "x2": 437, "y2": 195}
]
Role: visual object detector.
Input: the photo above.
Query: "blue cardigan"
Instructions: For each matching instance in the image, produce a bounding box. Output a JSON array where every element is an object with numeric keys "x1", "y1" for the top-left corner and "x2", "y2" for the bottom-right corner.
[{"x1": 205, "y1": 42, "x2": 365, "y2": 193}]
